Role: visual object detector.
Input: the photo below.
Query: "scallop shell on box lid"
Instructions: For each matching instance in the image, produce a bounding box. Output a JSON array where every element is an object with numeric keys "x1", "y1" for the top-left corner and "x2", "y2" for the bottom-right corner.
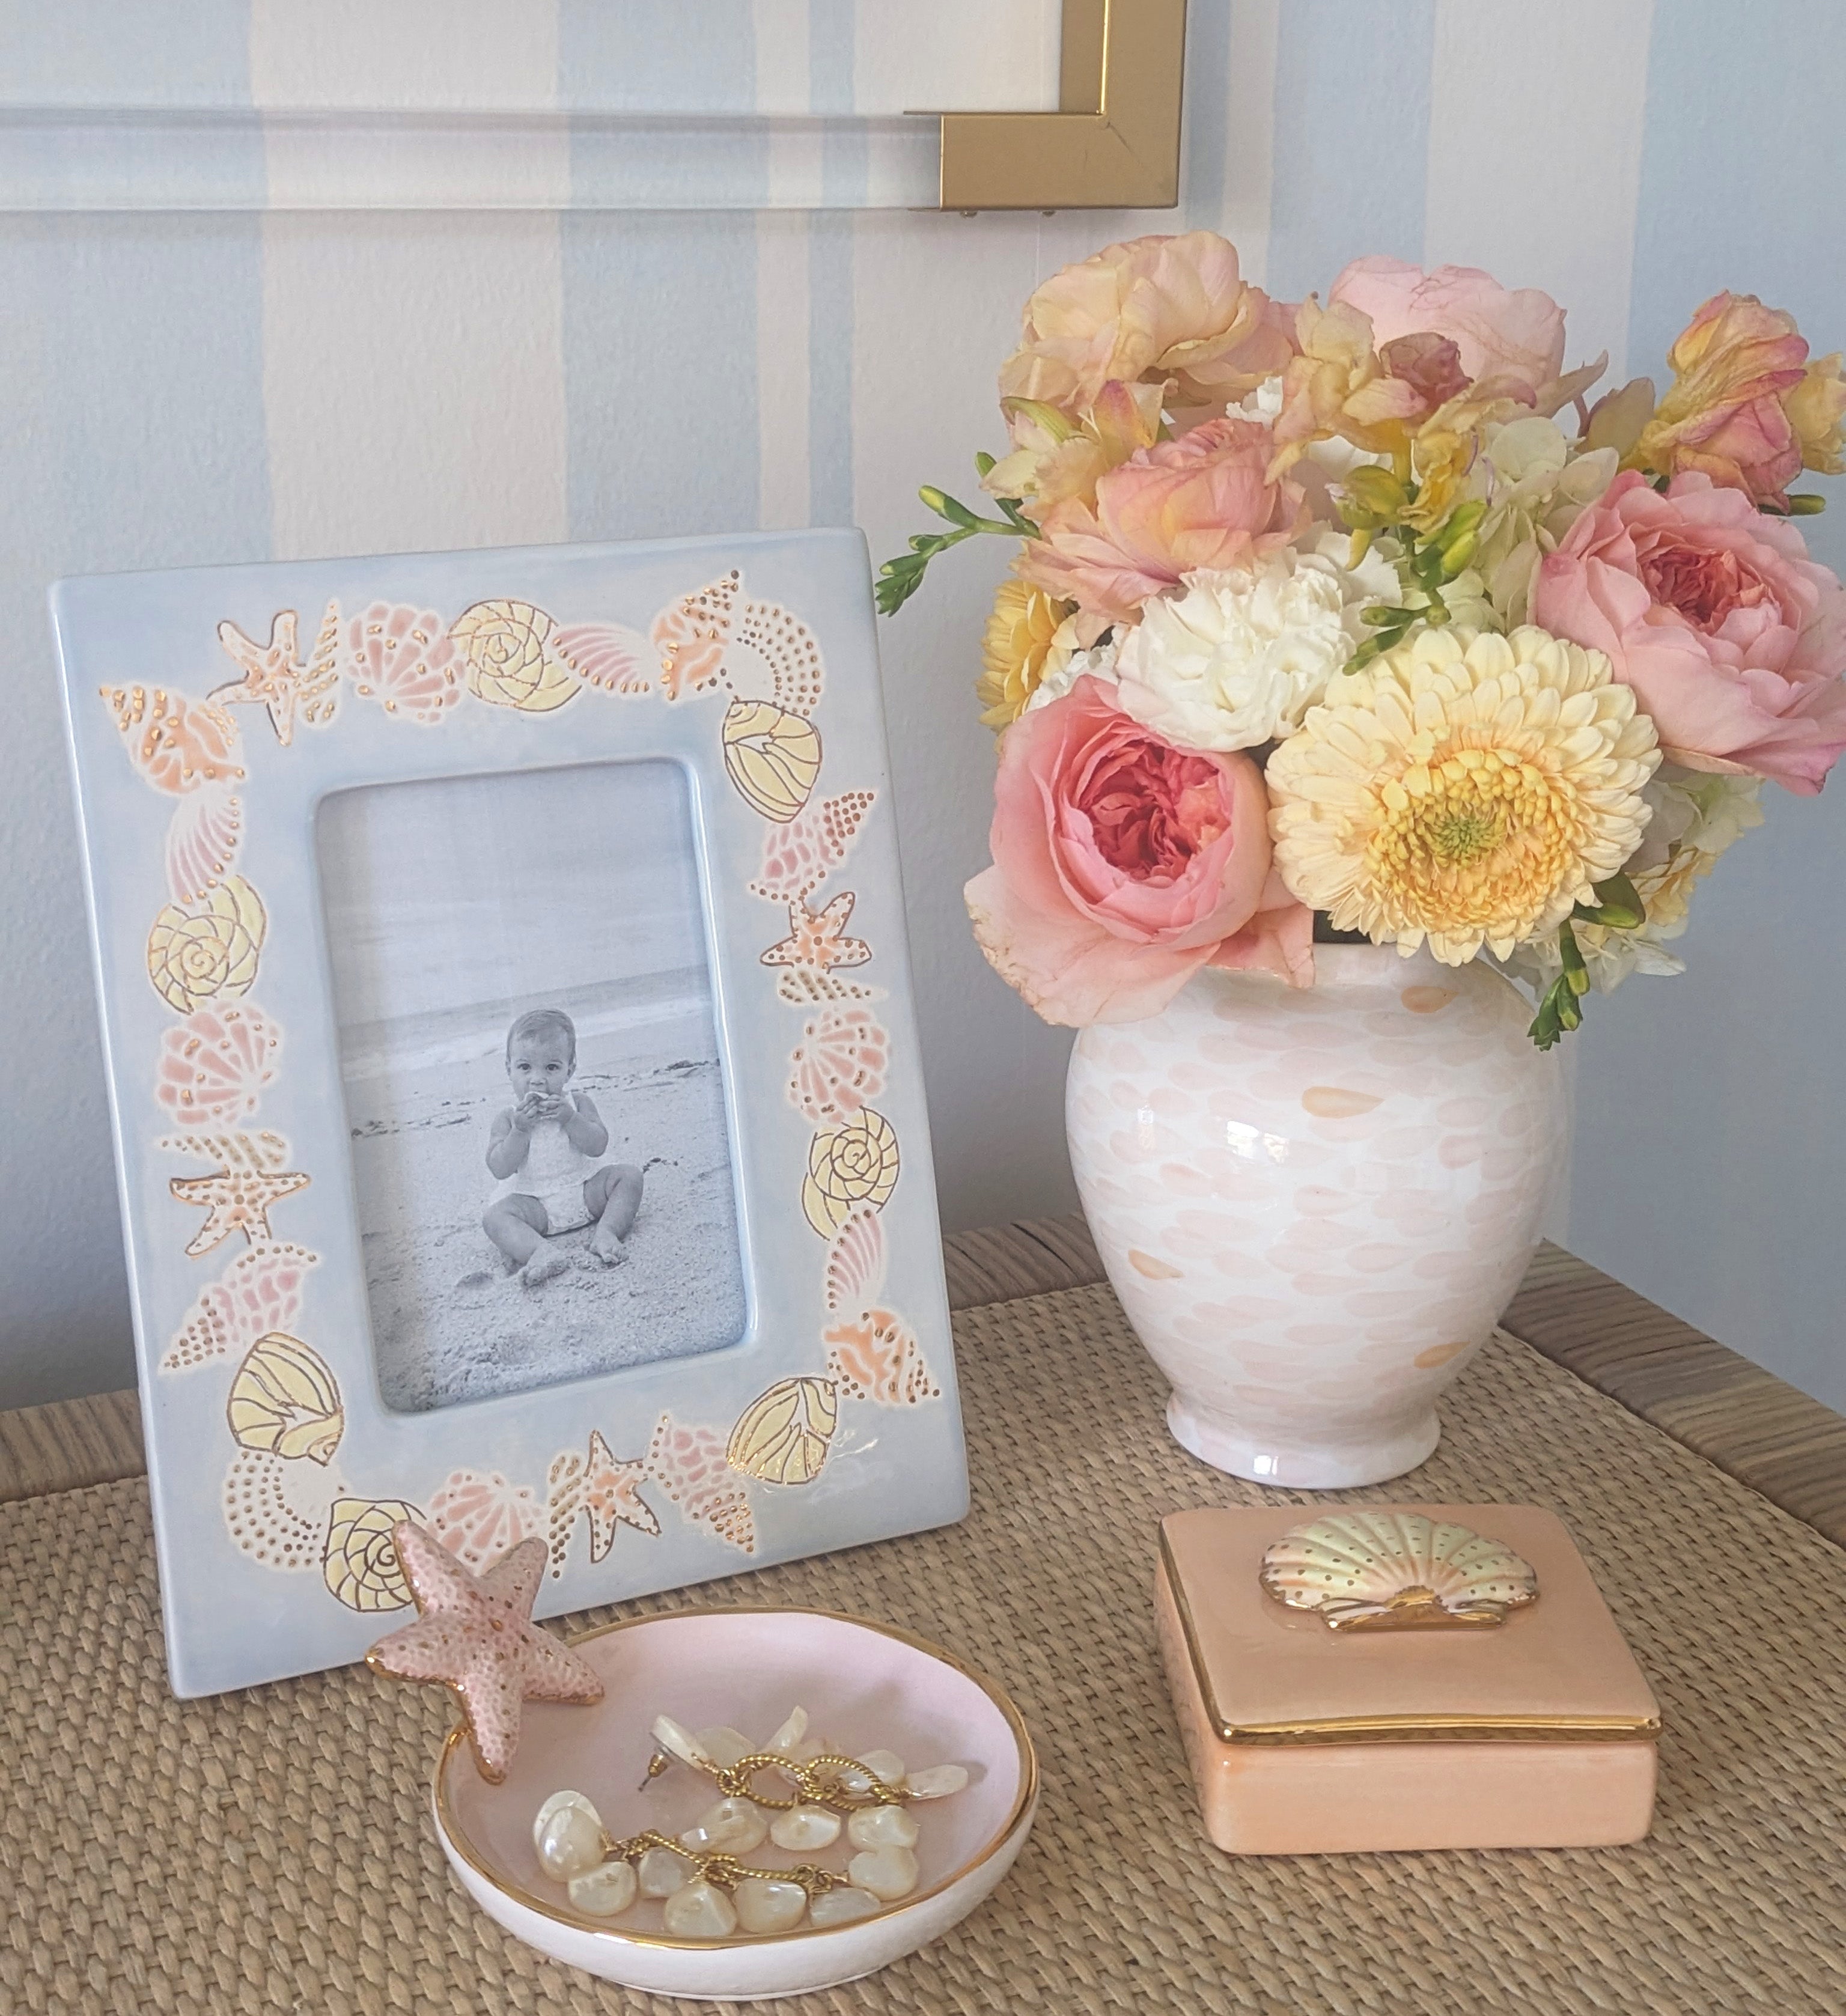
[{"x1": 1260, "y1": 1511, "x2": 1538, "y2": 1631}]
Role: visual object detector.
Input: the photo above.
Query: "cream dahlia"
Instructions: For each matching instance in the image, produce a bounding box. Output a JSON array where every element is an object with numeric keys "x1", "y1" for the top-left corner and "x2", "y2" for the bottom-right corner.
[{"x1": 1267, "y1": 625, "x2": 1660, "y2": 963}]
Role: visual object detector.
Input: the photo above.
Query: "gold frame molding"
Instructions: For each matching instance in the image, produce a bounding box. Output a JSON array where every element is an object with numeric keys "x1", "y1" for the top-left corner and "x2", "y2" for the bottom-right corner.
[{"x1": 928, "y1": 0, "x2": 1187, "y2": 212}]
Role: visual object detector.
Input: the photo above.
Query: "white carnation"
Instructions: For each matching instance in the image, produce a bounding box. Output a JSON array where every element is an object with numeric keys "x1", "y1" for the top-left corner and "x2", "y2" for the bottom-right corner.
[
  {"x1": 1023, "y1": 627, "x2": 1118, "y2": 713},
  {"x1": 1110, "y1": 534, "x2": 1398, "y2": 752}
]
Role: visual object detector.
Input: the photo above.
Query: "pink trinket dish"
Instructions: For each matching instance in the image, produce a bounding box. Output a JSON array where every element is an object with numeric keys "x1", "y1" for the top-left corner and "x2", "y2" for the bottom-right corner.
[
  {"x1": 432, "y1": 1606, "x2": 1037, "y2": 2000},
  {"x1": 1156, "y1": 1503, "x2": 1660, "y2": 1856}
]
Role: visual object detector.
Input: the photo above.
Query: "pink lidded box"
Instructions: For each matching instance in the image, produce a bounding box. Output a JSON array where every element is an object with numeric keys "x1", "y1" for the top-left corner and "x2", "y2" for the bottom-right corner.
[{"x1": 1156, "y1": 1503, "x2": 1660, "y2": 1856}]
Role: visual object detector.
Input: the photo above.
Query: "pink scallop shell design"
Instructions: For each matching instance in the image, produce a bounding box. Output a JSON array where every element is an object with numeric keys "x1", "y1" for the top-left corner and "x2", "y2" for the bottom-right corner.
[
  {"x1": 644, "y1": 1414, "x2": 756, "y2": 1553},
  {"x1": 345, "y1": 603, "x2": 465, "y2": 723},
  {"x1": 163, "y1": 1240, "x2": 318, "y2": 1372},
  {"x1": 426, "y1": 1469, "x2": 543, "y2": 1572},
  {"x1": 824, "y1": 1206, "x2": 886, "y2": 1314},
  {"x1": 787, "y1": 1004, "x2": 889, "y2": 1126},
  {"x1": 552, "y1": 622, "x2": 654, "y2": 695},
  {"x1": 156, "y1": 1002, "x2": 281, "y2": 1125},
  {"x1": 165, "y1": 779, "x2": 243, "y2": 903},
  {"x1": 751, "y1": 791, "x2": 876, "y2": 903}
]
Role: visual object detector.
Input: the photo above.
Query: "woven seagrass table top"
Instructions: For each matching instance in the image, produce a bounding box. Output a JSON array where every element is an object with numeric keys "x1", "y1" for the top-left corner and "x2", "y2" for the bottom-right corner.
[{"x1": 5, "y1": 1237, "x2": 1846, "y2": 2015}]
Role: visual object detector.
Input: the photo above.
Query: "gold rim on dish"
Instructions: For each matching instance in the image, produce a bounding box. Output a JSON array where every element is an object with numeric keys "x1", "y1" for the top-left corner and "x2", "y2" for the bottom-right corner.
[{"x1": 432, "y1": 1603, "x2": 1040, "y2": 1950}]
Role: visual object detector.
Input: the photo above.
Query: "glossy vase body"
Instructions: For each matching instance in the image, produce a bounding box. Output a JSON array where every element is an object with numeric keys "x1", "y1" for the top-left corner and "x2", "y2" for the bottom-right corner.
[{"x1": 1066, "y1": 946, "x2": 1567, "y2": 1488}]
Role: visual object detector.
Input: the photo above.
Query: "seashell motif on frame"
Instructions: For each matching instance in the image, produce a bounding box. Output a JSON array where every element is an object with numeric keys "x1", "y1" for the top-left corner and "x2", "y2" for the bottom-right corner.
[
  {"x1": 165, "y1": 778, "x2": 243, "y2": 903},
  {"x1": 722, "y1": 699, "x2": 822, "y2": 823},
  {"x1": 751, "y1": 790, "x2": 876, "y2": 904},
  {"x1": 163, "y1": 1241, "x2": 318, "y2": 1373},
  {"x1": 824, "y1": 1206, "x2": 886, "y2": 1314},
  {"x1": 344, "y1": 601, "x2": 465, "y2": 723},
  {"x1": 645, "y1": 1414, "x2": 757, "y2": 1553},
  {"x1": 1260, "y1": 1511, "x2": 1540, "y2": 1631},
  {"x1": 426, "y1": 1468, "x2": 544, "y2": 1572},
  {"x1": 787, "y1": 1004, "x2": 889, "y2": 1126},
  {"x1": 450, "y1": 598, "x2": 576, "y2": 713},
  {"x1": 824, "y1": 1309, "x2": 939, "y2": 1408},
  {"x1": 101, "y1": 683, "x2": 243, "y2": 794},
  {"x1": 552, "y1": 621, "x2": 655, "y2": 696},
  {"x1": 727, "y1": 1376, "x2": 839, "y2": 1485},
  {"x1": 651, "y1": 570, "x2": 741, "y2": 699},
  {"x1": 728, "y1": 597, "x2": 825, "y2": 716},
  {"x1": 155, "y1": 1001, "x2": 281, "y2": 1127},
  {"x1": 227, "y1": 1332, "x2": 345, "y2": 1466},
  {"x1": 322, "y1": 1496, "x2": 423, "y2": 1612},
  {"x1": 147, "y1": 874, "x2": 266, "y2": 1014},
  {"x1": 544, "y1": 1428, "x2": 659, "y2": 1573},
  {"x1": 222, "y1": 1448, "x2": 339, "y2": 1571},
  {"x1": 802, "y1": 1107, "x2": 900, "y2": 1238}
]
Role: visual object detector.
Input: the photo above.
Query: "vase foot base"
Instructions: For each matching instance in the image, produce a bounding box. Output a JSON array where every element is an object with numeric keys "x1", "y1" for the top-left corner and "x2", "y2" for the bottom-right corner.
[{"x1": 1165, "y1": 1395, "x2": 1441, "y2": 1490}]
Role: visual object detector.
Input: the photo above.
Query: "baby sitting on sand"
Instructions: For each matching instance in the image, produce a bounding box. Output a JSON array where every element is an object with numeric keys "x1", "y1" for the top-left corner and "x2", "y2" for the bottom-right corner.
[{"x1": 483, "y1": 1007, "x2": 644, "y2": 1287}]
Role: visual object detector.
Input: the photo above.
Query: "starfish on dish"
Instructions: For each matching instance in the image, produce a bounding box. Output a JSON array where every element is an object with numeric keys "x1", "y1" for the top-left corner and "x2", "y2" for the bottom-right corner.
[
  {"x1": 760, "y1": 891, "x2": 872, "y2": 974},
  {"x1": 212, "y1": 609, "x2": 337, "y2": 746},
  {"x1": 367, "y1": 1524, "x2": 603, "y2": 1783}
]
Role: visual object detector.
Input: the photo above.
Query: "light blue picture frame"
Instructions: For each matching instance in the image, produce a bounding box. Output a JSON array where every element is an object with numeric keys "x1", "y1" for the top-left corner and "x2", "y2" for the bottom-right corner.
[{"x1": 54, "y1": 529, "x2": 967, "y2": 1699}]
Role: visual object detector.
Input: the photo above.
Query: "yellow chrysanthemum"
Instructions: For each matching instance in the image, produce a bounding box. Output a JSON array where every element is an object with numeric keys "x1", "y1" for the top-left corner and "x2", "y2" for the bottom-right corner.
[
  {"x1": 976, "y1": 579, "x2": 1071, "y2": 729},
  {"x1": 1267, "y1": 625, "x2": 1660, "y2": 964}
]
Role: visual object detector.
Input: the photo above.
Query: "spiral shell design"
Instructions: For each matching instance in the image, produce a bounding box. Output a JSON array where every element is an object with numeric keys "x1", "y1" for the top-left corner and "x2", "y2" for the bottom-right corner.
[
  {"x1": 802, "y1": 1107, "x2": 900, "y2": 1236},
  {"x1": 322, "y1": 1497, "x2": 422, "y2": 1611},
  {"x1": 722, "y1": 699, "x2": 821, "y2": 823},
  {"x1": 147, "y1": 875, "x2": 266, "y2": 1013},
  {"x1": 227, "y1": 1332, "x2": 345, "y2": 1466},
  {"x1": 1260, "y1": 1511, "x2": 1539, "y2": 1631},
  {"x1": 450, "y1": 598, "x2": 576, "y2": 713},
  {"x1": 726, "y1": 1377, "x2": 839, "y2": 1485},
  {"x1": 155, "y1": 1002, "x2": 280, "y2": 1126}
]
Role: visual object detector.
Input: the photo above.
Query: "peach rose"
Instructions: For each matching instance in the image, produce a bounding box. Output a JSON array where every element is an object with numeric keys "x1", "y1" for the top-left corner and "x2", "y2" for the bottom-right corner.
[
  {"x1": 999, "y1": 231, "x2": 1295, "y2": 416},
  {"x1": 1532, "y1": 470, "x2": 1846, "y2": 793},
  {"x1": 1631, "y1": 292, "x2": 1810, "y2": 503},
  {"x1": 965, "y1": 677, "x2": 1311, "y2": 1025},
  {"x1": 1330, "y1": 256, "x2": 1568, "y2": 406},
  {"x1": 1017, "y1": 417, "x2": 1306, "y2": 629}
]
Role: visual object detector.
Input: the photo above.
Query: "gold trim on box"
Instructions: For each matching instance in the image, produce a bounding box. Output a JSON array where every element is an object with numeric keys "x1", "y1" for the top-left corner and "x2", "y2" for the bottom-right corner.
[
  {"x1": 918, "y1": 0, "x2": 1187, "y2": 213},
  {"x1": 433, "y1": 1604, "x2": 1040, "y2": 1950},
  {"x1": 1158, "y1": 1529, "x2": 1661, "y2": 1749}
]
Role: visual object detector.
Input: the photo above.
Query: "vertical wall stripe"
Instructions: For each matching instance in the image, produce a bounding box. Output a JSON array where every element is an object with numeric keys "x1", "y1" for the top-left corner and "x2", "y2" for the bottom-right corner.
[
  {"x1": 559, "y1": 9, "x2": 761, "y2": 542},
  {"x1": 0, "y1": 0, "x2": 252, "y2": 104},
  {"x1": 1425, "y1": 0, "x2": 1653, "y2": 382},
  {"x1": 1180, "y1": 0, "x2": 1232, "y2": 230},
  {"x1": 254, "y1": 6, "x2": 568, "y2": 559},
  {"x1": 806, "y1": 0, "x2": 858, "y2": 526},
  {"x1": 1266, "y1": 0, "x2": 1435, "y2": 303},
  {"x1": 1220, "y1": 0, "x2": 1282, "y2": 288},
  {"x1": 755, "y1": 0, "x2": 812, "y2": 529}
]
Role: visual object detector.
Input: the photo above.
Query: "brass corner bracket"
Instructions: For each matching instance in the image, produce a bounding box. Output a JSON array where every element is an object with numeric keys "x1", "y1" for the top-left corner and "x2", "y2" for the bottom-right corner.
[{"x1": 924, "y1": 0, "x2": 1187, "y2": 213}]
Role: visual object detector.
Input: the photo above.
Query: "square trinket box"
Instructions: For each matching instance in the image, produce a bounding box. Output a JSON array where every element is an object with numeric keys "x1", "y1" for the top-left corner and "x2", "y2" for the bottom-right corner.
[{"x1": 1156, "y1": 1504, "x2": 1660, "y2": 1856}]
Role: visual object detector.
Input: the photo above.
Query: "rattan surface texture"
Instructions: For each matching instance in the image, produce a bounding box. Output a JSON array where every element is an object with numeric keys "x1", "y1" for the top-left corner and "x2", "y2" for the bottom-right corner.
[{"x1": 4, "y1": 1281, "x2": 1844, "y2": 2016}]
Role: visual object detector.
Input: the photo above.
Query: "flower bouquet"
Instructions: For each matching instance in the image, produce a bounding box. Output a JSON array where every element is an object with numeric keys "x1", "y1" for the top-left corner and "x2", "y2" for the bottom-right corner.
[
  {"x1": 880, "y1": 233, "x2": 1846, "y2": 1487},
  {"x1": 882, "y1": 231, "x2": 1846, "y2": 1047}
]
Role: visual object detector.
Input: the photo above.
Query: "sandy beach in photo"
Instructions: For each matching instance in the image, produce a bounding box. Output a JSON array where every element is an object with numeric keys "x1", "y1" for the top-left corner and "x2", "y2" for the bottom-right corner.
[{"x1": 349, "y1": 1006, "x2": 746, "y2": 1413}]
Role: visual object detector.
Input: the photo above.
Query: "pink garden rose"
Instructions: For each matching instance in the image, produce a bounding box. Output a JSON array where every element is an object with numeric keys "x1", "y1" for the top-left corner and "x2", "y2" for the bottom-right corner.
[
  {"x1": 964, "y1": 677, "x2": 1311, "y2": 1026},
  {"x1": 1533, "y1": 469, "x2": 1846, "y2": 793},
  {"x1": 1330, "y1": 256, "x2": 1567, "y2": 406},
  {"x1": 1631, "y1": 291, "x2": 1811, "y2": 504},
  {"x1": 1019, "y1": 416, "x2": 1306, "y2": 629},
  {"x1": 999, "y1": 231, "x2": 1296, "y2": 416}
]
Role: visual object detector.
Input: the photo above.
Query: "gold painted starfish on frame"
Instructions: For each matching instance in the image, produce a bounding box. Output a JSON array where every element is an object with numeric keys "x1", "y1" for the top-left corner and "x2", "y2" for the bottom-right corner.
[
  {"x1": 760, "y1": 891, "x2": 872, "y2": 974},
  {"x1": 212, "y1": 609, "x2": 337, "y2": 745},
  {"x1": 165, "y1": 1131, "x2": 310, "y2": 1256}
]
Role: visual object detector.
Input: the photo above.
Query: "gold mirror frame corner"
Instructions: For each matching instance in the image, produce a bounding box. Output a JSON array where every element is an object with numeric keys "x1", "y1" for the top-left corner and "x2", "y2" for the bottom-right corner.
[{"x1": 924, "y1": 0, "x2": 1187, "y2": 213}]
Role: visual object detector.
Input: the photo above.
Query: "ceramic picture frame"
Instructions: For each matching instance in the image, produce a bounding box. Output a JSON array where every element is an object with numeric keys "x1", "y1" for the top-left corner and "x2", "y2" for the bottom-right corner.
[{"x1": 54, "y1": 529, "x2": 967, "y2": 1698}]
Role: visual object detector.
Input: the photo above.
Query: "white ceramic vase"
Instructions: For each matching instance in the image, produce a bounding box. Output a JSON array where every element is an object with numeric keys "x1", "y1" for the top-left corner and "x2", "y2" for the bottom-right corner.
[{"x1": 1066, "y1": 946, "x2": 1566, "y2": 1489}]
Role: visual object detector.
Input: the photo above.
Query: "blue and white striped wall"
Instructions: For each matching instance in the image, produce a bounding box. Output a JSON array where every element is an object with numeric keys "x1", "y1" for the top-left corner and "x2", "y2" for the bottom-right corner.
[{"x1": 5, "y1": 0, "x2": 1842, "y2": 1410}]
